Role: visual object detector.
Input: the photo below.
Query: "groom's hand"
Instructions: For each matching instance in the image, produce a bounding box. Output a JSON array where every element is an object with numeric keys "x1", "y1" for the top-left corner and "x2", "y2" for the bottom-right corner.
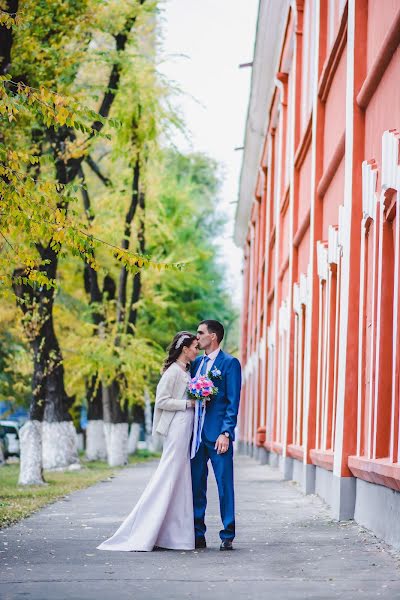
[{"x1": 215, "y1": 434, "x2": 229, "y2": 454}]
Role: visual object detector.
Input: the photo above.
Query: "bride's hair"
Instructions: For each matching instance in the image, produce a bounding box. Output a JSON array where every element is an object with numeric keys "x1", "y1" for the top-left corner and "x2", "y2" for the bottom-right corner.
[{"x1": 163, "y1": 331, "x2": 198, "y2": 373}]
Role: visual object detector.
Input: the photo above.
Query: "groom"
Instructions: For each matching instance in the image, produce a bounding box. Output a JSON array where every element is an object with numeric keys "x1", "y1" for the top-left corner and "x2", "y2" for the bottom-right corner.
[{"x1": 191, "y1": 319, "x2": 242, "y2": 550}]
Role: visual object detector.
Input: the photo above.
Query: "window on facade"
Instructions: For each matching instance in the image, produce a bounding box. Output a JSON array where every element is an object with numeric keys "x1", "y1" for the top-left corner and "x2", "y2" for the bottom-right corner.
[{"x1": 301, "y1": 0, "x2": 316, "y2": 130}]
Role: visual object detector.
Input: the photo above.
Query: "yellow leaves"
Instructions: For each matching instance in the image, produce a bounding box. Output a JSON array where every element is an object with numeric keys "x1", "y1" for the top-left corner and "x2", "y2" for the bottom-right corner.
[
  {"x1": 0, "y1": 79, "x2": 86, "y2": 133},
  {"x1": 112, "y1": 245, "x2": 183, "y2": 274},
  {"x1": 7, "y1": 150, "x2": 19, "y2": 162},
  {"x1": 62, "y1": 138, "x2": 87, "y2": 162},
  {"x1": 55, "y1": 106, "x2": 70, "y2": 126},
  {"x1": 24, "y1": 258, "x2": 37, "y2": 269},
  {"x1": 0, "y1": 11, "x2": 21, "y2": 29},
  {"x1": 55, "y1": 209, "x2": 66, "y2": 225},
  {"x1": 6, "y1": 149, "x2": 21, "y2": 171},
  {"x1": 1, "y1": 159, "x2": 184, "y2": 282},
  {"x1": 54, "y1": 94, "x2": 66, "y2": 107},
  {"x1": 52, "y1": 228, "x2": 65, "y2": 243},
  {"x1": 0, "y1": 84, "x2": 19, "y2": 121},
  {"x1": 39, "y1": 86, "x2": 51, "y2": 104}
]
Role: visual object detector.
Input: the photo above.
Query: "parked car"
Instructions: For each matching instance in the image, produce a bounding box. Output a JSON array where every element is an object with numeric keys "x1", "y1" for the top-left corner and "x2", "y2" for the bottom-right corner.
[
  {"x1": 0, "y1": 420, "x2": 20, "y2": 457},
  {"x1": 0, "y1": 424, "x2": 9, "y2": 461}
]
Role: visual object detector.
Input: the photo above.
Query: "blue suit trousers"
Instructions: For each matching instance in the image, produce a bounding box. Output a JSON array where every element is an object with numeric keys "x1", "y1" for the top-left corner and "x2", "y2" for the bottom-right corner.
[{"x1": 191, "y1": 436, "x2": 235, "y2": 542}]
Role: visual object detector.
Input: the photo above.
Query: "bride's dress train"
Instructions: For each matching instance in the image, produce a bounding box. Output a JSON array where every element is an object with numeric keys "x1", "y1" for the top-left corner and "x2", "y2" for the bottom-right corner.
[{"x1": 97, "y1": 406, "x2": 195, "y2": 552}]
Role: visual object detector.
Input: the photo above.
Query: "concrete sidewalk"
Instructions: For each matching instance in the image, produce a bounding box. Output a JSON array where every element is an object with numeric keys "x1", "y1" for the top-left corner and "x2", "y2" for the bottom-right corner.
[{"x1": 1, "y1": 455, "x2": 400, "y2": 600}]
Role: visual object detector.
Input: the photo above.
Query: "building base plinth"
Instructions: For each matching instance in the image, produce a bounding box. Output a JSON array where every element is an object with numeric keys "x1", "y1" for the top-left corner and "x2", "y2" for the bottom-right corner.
[
  {"x1": 354, "y1": 478, "x2": 400, "y2": 548},
  {"x1": 268, "y1": 451, "x2": 279, "y2": 469},
  {"x1": 280, "y1": 456, "x2": 293, "y2": 480},
  {"x1": 331, "y1": 474, "x2": 356, "y2": 521},
  {"x1": 315, "y1": 465, "x2": 334, "y2": 506},
  {"x1": 303, "y1": 463, "x2": 316, "y2": 495},
  {"x1": 237, "y1": 440, "x2": 246, "y2": 454},
  {"x1": 259, "y1": 447, "x2": 269, "y2": 465}
]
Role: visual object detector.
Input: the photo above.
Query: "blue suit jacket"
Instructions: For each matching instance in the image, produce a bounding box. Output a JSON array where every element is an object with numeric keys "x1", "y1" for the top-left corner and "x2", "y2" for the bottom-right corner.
[{"x1": 191, "y1": 350, "x2": 242, "y2": 442}]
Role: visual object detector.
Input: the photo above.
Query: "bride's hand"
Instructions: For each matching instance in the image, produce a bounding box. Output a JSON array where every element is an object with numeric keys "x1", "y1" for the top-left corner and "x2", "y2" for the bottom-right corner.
[{"x1": 186, "y1": 400, "x2": 195, "y2": 408}]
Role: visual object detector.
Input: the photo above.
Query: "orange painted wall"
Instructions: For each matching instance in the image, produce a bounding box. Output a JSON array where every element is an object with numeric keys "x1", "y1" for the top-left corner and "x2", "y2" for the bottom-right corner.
[
  {"x1": 366, "y1": 0, "x2": 399, "y2": 69},
  {"x1": 298, "y1": 147, "x2": 312, "y2": 224},
  {"x1": 323, "y1": 47, "x2": 347, "y2": 171},
  {"x1": 280, "y1": 208, "x2": 290, "y2": 266},
  {"x1": 298, "y1": 227, "x2": 310, "y2": 275},
  {"x1": 239, "y1": 0, "x2": 400, "y2": 498},
  {"x1": 322, "y1": 158, "x2": 344, "y2": 239},
  {"x1": 364, "y1": 49, "x2": 400, "y2": 169}
]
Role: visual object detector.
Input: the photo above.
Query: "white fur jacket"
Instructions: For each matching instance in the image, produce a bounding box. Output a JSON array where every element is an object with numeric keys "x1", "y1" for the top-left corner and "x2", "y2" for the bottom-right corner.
[{"x1": 152, "y1": 362, "x2": 189, "y2": 436}]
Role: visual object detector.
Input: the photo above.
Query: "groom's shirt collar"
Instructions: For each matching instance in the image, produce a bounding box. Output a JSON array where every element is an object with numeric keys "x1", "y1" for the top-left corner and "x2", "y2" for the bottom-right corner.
[
  {"x1": 206, "y1": 347, "x2": 220, "y2": 362},
  {"x1": 196, "y1": 347, "x2": 221, "y2": 377}
]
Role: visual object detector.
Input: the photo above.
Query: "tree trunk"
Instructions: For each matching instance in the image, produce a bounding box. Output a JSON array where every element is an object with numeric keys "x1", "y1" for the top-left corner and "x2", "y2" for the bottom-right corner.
[
  {"x1": 42, "y1": 422, "x2": 79, "y2": 470},
  {"x1": 0, "y1": 1, "x2": 18, "y2": 75},
  {"x1": 127, "y1": 422, "x2": 141, "y2": 455},
  {"x1": 13, "y1": 261, "x2": 78, "y2": 473},
  {"x1": 18, "y1": 421, "x2": 44, "y2": 485},
  {"x1": 102, "y1": 380, "x2": 129, "y2": 466},
  {"x1": 101, "y1": 153, "x2": 141, "y2": 466},
  {"x1": 81, "y1": 173, "x2": 107, "y2": 460},
  {"x1": 143, "y1": 387, "x2": 161, "y2": 452},
  {"x1": 127, "y1": 185, "x2": 145, "y2": 331},
  {"x1": 85, "y1": 377, "x2": 107, "y2": 461},
  {"x1": 116, "y1": 159, "x2": 141, "y2": 326},
  {"x1": 2, "y1": 1, "x2": 44, "y2": 485}
]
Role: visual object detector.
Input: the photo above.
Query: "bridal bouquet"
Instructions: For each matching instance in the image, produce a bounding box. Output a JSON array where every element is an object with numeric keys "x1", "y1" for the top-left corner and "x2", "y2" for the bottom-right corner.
[
  {"x1": 189, "y1": 366, "x2": 222, "y2": 458},
  {"x1": 188, "y1": 375, "x2": 218, "y2": 401}
]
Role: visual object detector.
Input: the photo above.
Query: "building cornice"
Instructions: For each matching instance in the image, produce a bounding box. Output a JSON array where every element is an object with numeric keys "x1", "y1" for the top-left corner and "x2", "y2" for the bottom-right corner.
[{"x1": 234, "y1": 0, "x2": 291, "y2": 248}]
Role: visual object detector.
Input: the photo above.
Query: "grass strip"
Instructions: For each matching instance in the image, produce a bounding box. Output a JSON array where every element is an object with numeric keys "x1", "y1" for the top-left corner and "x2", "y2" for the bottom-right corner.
[{"x1": 0, "y1": 450, "x2": 159, "y2": 528}]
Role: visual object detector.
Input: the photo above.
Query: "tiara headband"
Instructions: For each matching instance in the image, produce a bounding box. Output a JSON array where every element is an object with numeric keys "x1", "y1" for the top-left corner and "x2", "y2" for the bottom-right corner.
[{"x1": 175, "y1": 334, "x2": 190, "y2": 349}]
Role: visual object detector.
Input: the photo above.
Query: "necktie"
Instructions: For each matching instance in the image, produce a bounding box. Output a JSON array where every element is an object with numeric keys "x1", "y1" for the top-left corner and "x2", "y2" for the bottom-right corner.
[
  {"x1": 191, "y1": 356, "x2": 210, "y2": 458},
  {"x1": 200, "y1": 355, "x2": 210, "y2": 376}
]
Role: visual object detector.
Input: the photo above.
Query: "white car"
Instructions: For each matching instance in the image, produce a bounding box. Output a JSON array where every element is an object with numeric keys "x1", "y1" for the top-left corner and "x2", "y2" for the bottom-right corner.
[{"x1": 0, "y1": 420, "x2": 20, "y2": 457}]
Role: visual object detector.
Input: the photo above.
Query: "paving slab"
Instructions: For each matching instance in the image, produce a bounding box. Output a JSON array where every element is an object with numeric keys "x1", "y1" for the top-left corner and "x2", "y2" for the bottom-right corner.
[{"x1": 1, "y1": 455, "x2": 400, "y2": 599}]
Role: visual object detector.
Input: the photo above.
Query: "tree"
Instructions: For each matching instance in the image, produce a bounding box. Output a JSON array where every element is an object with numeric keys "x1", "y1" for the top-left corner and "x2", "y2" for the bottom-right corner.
[
  {"x1": 0, "y1": 0, "x2": 238, "y2": 479},
  {"x1": 138, "y1": 150, "x2": 238, "y2": 350},
  {"x1": 0, "y1": 0, "x2": 176, "y2": 481}
]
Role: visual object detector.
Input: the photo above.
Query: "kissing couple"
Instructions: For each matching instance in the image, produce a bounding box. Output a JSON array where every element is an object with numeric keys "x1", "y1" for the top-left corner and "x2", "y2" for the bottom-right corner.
[{"x1": 97, "y1": 319, "x2": 242, "y2": 552}]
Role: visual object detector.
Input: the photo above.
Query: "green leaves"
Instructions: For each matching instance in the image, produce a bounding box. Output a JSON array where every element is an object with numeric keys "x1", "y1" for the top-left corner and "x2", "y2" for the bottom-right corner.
[{"x1": 0, "y1": 0, "x2": 237, "y2": 421}]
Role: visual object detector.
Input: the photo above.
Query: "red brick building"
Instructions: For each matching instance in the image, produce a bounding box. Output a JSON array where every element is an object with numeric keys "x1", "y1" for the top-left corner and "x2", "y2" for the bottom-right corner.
[{"x1": 235, "y1": 0, "x2": 400, "y2": 545}]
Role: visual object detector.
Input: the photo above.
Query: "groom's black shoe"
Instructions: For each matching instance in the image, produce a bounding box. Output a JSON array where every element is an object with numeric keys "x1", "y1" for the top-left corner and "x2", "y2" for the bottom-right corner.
[
  {"x1": 195, "y1": 537, "x2": 207, "y2": 549},
  {"x1": 220, "y1": 540, "x2": 233, "y2": 551}
]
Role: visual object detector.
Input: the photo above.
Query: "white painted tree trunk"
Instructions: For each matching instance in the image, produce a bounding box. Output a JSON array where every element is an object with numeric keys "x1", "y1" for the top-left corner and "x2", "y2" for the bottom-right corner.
[
  {"x1": 76, "y1": 433, "x2": 84, "y2": 452},
  {"x1": 127, "y1": 422, "x2": 141, "y2": 455},
  {"x1": 42, "y1": 421, "x2": 79, "y2": 470},
  {"x1": 18, "y1": 421, "x2": 45, "y2": 485},
  {"x1": 85, "y1": 420, "x2": 107, "y2": 461},
  {"x1": 144, "y1": 388, "x2": 155, "y2": 452},
  {"x1": 0, "y1": 443, "x2": 5, "y2": 465},
  {"x1": 146, "y1": 432, "x2": 163, "y2": 453},
  {"x1": 104, "y1": 422, "x2": 129, "y2": 467}
]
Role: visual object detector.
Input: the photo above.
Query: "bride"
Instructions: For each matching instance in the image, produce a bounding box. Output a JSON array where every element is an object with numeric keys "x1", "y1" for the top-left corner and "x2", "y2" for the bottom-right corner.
[{"x1": 97, "y1": 331, "x2": 199, "y2": 552}]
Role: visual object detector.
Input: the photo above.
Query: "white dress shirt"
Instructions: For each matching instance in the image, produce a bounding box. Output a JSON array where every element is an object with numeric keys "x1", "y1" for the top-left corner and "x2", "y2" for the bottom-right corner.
[{"x1": 195, "y1": 347, "x2": 221, "y2": 377}]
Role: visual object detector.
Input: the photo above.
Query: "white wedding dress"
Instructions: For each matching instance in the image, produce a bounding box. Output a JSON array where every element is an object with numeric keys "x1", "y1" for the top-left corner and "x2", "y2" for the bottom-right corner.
[{"x1": 97, "y1": 375, "x2": 195, "y2": 552}]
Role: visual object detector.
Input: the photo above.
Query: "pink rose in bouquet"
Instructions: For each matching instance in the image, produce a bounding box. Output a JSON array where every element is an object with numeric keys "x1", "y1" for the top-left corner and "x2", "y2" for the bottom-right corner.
[{"x1": 188, "y1": 374, "x2": 218, "y2": 401}]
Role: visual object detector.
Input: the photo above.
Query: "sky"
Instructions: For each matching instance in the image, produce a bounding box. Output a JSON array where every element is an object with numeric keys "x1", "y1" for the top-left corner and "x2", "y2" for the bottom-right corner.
[{"x1": 158, "y1": 0, "x2": 259, "y2": 305}]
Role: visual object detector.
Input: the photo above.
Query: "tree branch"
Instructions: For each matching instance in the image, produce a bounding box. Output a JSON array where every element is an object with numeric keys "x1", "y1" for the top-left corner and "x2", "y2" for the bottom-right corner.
[
  {"x1": 78, "y1": 166, "x2": 103, "y2": 310},
  {"x1": 127, "y1": 186, "x2": 145, "y2": 333},
  {"x1": 91, "y1": 1, "x2": 146, "y2": 132},
  {"x1": 116, "y1": 157, "x2": 140, "y2": 325},
  {"x1": 0, "y1": 0, "x2": 18, "y2": 75},
  {"x1": 85, "y1": 155, "x2": 111, "y2": 187},
  {"x1": 55, "y1": 4, "x2": 147, "y2": 185}
]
